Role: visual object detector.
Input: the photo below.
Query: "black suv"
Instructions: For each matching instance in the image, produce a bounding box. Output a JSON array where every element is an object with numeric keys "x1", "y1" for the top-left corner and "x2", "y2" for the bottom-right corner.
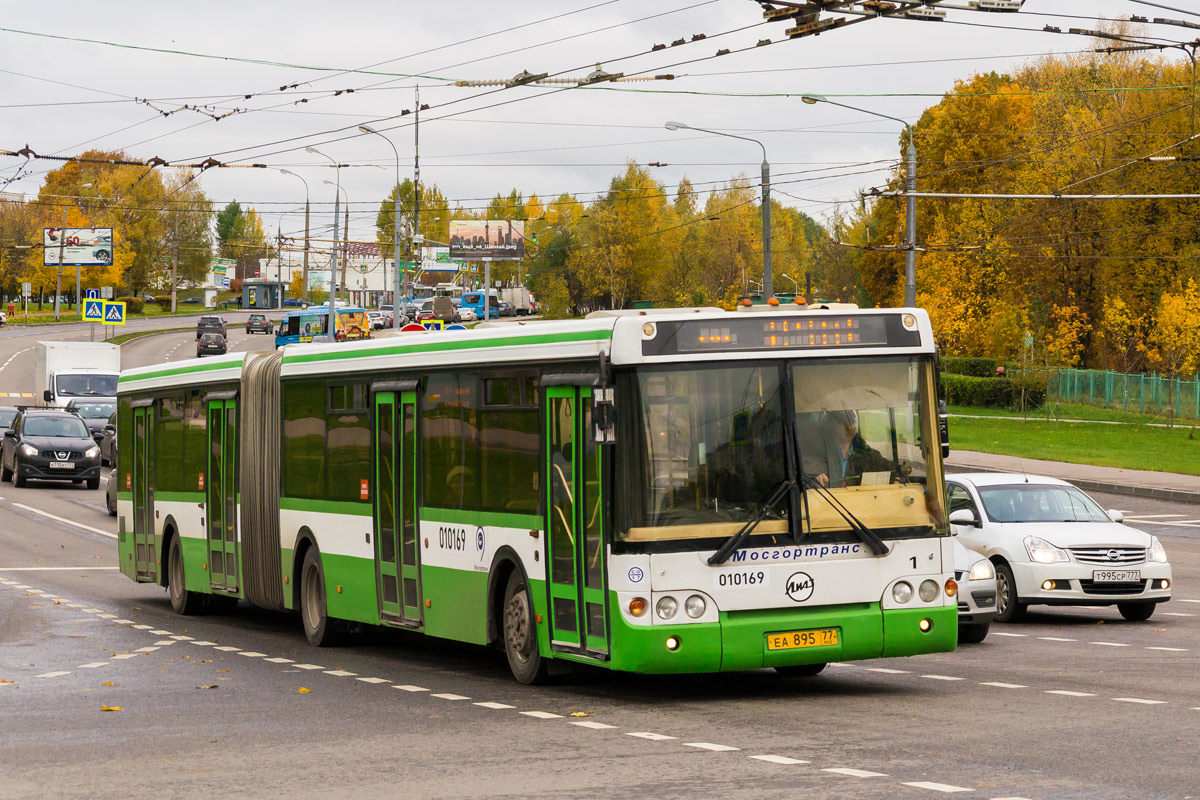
[
  {"x1": 246, "y1": 313, "x2": 270, "y2": 334},
  {"x1": 197, "y1": 316, "x2": 227, "y2": 339},
  {"x1": 197, "y1": 333, "x2": 227, "y2": 357},
  {"x1": 1, "y1": 408, "x2": 102, "y2": 489}
]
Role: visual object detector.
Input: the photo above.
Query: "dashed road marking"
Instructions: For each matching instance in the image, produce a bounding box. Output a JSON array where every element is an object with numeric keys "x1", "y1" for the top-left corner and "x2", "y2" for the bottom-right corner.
[
  {"x1": 865, "y1": 667, "x2": 910, "y2": 674},
  {"x1": 324, "y1": 669, "x2": 356, "y2": 676},
  {"x1": 111, "y1": 653, "x2": 141, "y2": 660},
  {"x1": 519, "y1": 710, "x2": 561, "y2": 718},
  {"x1": 920, "y1": 674, "x2": 964, "y2": 681},
  {"x1": 432, "y1": 692, "x2": 470, "y2": 700},
  {"x1": 134, "y1": 647, "x2": 158, "y2": 653},
  {"x1": 149, "y1": 630, "x2": 173, "y2": 635},
  {"x1": 238, "y1": 651, "x2": 268, "y2": 658},
  {"x1": 1145, "y1": 646, "x2": 1188, "y2": 652},
  {"x1": 571, "y1": 720, "x2": 616, "y2": 730},
  {"x1": 1090, "y1": 641, "x2": 1129, "y2": 647},
  {"x1": 0, "y1": 566, "x2": 117, "y2": 571},
  {"x1": 392, "y1": 684, "x2": 428, "y2": 692},
  {"x1": 357, "y1": 677, "x2": 390, "y2": 684},
  {"x1": 1162, "y1": 612, "x2": 1193, "y2": 617},
  {"x1": 474, "y1": 701, "x2": 516, "y2": 710},
  {"x1": 684, "y1": 742, "x2": 740, "y2": 752},
  {"x1": 902, "y1": 781, "x2": 972, "y2": 793},
  {"x1": 1045, "y1": 690, "x2": 1096, "y2": 697},
  {"x1": 113, "y1": 619, "x2": 134, "y2": 624},
  {"x1": 190, "y1": 641, "x2": 218, "y2": 646},
  {"x1": 36, "y1": 671, "x2": 71, "y2": 678},
  {"x1": 627, "y1": 732, "x2": 676, "y2": 741},
  {"x1": 10, "y1": 503, "x2": 117, "y2": 538},
  {"x1": 1038, "y1": 637, "x2": 1076, "y2": 642},
  {"x1": 823, "y1": 768, "x2": 887, "y2": 778},
  {"x1": 1179, "y1": 599, "x2": 1200, "y2": 604},
  {"x1": 170, "y1": 635, "x2": 194, "y2": 641},
  {"x1": 989, "y1": 632, "x2": 1026, "y2": 637},
  {"x1": 980, "y1": 682, "x2": 1026, "y2": 689},
  {"x1": 98, "y1": 614, "x2": 117, "y2": 619},
  {"x1": 78, "y1": 662, "x2": 109, "y2": 669},
  {"x1": 1113, "y1": 697, "x2": 1167, "y2": 705},
  {"x1": 264, "y1": 657, "x2": 294, "y2": 664},
  {"x1": 214, "y1": 646, "x2": 241, "y2": 652},
  {"x1": 750, "y1": 755, "x2": 809, "y2": 765},
  {"x1": 131, "y1": 624, "x2": 153, "y2": 630},
  {"x1": 154, "y1": 640, "x2": 176, "y2": 646}
]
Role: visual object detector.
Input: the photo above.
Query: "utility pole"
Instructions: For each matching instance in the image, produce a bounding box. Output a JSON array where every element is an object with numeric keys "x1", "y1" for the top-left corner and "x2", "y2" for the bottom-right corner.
[
  {"x1": 341, "y1": 204, "x2": 349, "y2": 304},
  {"x1": 171, "y1": 210, "x2": 180, "y2": 313},
  {"x1": 413, "y1": 84, "x2": 421, "y2": 313}
]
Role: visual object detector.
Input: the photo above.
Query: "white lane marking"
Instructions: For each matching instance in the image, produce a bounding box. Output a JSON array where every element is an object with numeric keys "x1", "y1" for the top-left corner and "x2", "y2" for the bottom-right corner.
[
  {"x1": 77, "y1": 662, "x2": 109, "y2": 669},
  {"x1": 213, "y1": 646, "x2": 240, "y2": 652},
  {"x1": 170, "y1": 635, "x2": 194, "y2": 641},
  {"x1": 627, "y1": 732, "x2": 676, "y2": 741},
  {"x1": 865, "y1": 667, "x2": 910, "y2": 674},
  {"x1": 190, "y1": 641, "x2": 217, "y2": 646},
  {"x1": 519, "y1": 710, "x2": 561, "y2": 718},
  {"x1": 1113, "y1": 697, "x2": 1167, "y2": 705},
  {"x1": 1179, "y1": 599, "x2": 1200, "y2": 604},
  {"x1": 392, "y1": 684, "x2": 428, "y2": 692},
  {"x1": 1045, "y1": 690, "x2": 1096, "y2": 697},
  {"x1": 264, "y1": 657, "x2": 294, "y2": 664},
  {"x1": 474, "y1": 701, "x2": 516, "y2": 710},
  {"x1": 111, "y1": 653, "x2": 141, "y2": 660},
  {"x1": 9, "y1": 504, "x2": 117, "y2": 538},
  {"x1": 292, "y1": 664, "x2": 325, "y2": 670},
  {"x1": 989, "y1": 632, "x2": 1026, "y2": 638},
  {"x1": 903, "y1": 782, "x2": 973, "y2": 793},
  {"x1": 750, "y1": 755, "x2": 809, "y2": 765},
  {"x1": 980, "y1": 682, "x2": 1026, "y2": 689},
  {"x1": 1090, "y1": 641, "x2": 1129, "y2": 647},
  {"x1": 571, "y1": 720, "x2": 617, "y2": 730},
  {"x1": 24, "y1": 588, "x2": 42, "y2": 594},
  {"x1": 684, "y1": 742, "x2": 740, "y2": 752},
  {"x1": 357, "y1": 677, "x2": 390, "y2": 684},
  {"x1": 823, "y1": 768, "x2": 887, "y2": 778},
  {"x1": 131, "y1": 625, "x2": 153, "y2": 630},
  {"x1": 36, "y1": 671, "x2": 71, "y2": 678},
  {"x1": 113, "y1": 619, "x2": 134, "y2": 624},
  {"x1": 324, "y1": 669, "x2": 356, "y2": 676},
  {"x1": 133, "y1": 647, "x2": 158, "y2": 653},
  {"x1": 148, "y1": 629, "x2": 172, "y2": 635},
  {"x1": 1146, "y1": 646, "x2": 1188, "y2": 652},
  {"x1": 154, "y1": 641, "x2": 176, "y2": 646},
  {"x1": 98, "y1": 614, "x2": 117, "y2": 619},
  {"x1": 1162, "y1": 612, "x2": 1194, "y2": 617},
  {"x1": 238, "y1": 651, "x2": 268, "y2": 658},
  {"x1": 432, "y1": 693, "x2": 470, "y2": 700},
  {"x1": 1120, "y1": 513, "x2": 1185, "y2": 519},
  {"x1": 82, "y1": 608, "x2": 102, "y2": 613},
  {"x1": 1038, "y1": 637, "x2": 1077, "y2": 642},
  {"x1": 920, "y1": 675, "x2": 965, "y2": 681},
  {"x1": 827, "y1": 662, "x2": 854, "y2": 668}
]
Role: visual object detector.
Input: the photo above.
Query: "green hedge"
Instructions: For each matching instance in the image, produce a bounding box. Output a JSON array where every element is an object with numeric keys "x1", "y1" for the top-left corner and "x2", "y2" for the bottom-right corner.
[
  {"x1": 941, "y1": 356, "x2": 998, "y2": 377},
  {"x1": 940, "y1": 372, "x2": 1047, "y2": 409},
  {"x1": 116, "y1": 296, "x2": 145, "y2": 314},
  {"x1": 154, "y1": 295, "x2": 173, "y2": 311}
]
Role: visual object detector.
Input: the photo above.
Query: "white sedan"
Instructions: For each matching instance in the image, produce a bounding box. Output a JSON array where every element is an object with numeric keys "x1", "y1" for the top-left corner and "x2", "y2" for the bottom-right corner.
[
  {"x1": 947, "y1": 474, "x2": 1172, "y2": 622},
  {"x1": 457, "y1": 307, "x2": 478, "y2": 322},
  {"x1": 952, "y1": 536, "x2": 996, "y2": 643}
]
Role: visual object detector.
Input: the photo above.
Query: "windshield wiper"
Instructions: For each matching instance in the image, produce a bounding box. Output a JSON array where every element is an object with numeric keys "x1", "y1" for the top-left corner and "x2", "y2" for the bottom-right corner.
[
  {"x1": 708, "y1": 478, "x2": 795, "y2": 566},
  {"x1": 799, "y1": 475, "x2": 890, "y2": 556}
]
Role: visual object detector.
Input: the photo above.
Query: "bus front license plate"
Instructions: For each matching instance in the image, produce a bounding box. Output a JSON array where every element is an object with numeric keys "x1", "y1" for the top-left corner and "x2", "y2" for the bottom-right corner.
[{"x1": 766, "y1": 628, "x2": 838, "y2": 651}]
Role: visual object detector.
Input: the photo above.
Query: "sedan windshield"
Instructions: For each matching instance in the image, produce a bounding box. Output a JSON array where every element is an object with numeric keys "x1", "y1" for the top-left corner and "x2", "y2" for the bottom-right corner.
[
  {"x1": 0, "y1": 410, "x2": 16, "y2": 428},
  {"x1": 978, "y1": 484, "x2": 1109, "y2": 523},
  {"x1": 618, "y1": 357, "x2": 945, "y2": 544},
  {"x1": 56, "y1": 374, "x2": 118, "y2": 397},
  {"x1": 25, "y1": 417, "x2": 90, "y2": 438}
]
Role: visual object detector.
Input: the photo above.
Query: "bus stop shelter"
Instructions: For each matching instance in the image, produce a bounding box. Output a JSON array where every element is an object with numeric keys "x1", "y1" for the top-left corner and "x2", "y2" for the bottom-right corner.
[{"x1": 241, "y1": 279, "x2": 284, "y2": 310}]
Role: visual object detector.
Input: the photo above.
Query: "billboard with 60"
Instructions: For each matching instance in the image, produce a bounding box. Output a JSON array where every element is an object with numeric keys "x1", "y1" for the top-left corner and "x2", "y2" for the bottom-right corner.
[{"x1": 43, "y1": 228, "x2": 114, "y2": 267}]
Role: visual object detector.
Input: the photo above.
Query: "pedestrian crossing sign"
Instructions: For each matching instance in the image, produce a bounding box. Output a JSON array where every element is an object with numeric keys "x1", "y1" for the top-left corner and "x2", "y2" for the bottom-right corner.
[
  {"x1": 82, "y1": 299, "x2": 105, "y2": 322},
  {"x1": 102, "y1": 300, "x2": 126, "y2": 326},
  {"x1": 422, "y1": 320, "x2": 443, "y2": 331}
]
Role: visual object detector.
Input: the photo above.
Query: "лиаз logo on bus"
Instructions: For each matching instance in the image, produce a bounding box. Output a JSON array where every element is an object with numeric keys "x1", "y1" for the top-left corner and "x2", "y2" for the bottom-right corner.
[{"x1": 785, "y1": 572, "x2": 815, "y2": 603}]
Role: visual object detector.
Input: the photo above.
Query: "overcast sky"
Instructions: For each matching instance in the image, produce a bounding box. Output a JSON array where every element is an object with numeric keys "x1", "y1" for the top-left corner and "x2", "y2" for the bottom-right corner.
[{"x1": 0, "y1": 0, "x2": 1183, "y2": 247}]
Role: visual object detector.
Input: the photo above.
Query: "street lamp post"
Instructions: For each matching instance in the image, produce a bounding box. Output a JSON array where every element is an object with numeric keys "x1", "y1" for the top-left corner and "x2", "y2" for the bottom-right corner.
[
  {"x1": 666, "y1": 121, "x2": 773, "y2": 300},
  {"x1": 306, "y1": 146, "x2": 342, "y2": 342},
  {"x1": 358, "y1": 125, "x2": 405, "y2": 330},
  {"x1": 279, "y1": 169, "x2": 311, "y2": 304},
  {"x1": 54, "y1": 182, "x2": 92, "y2": 322},
  {"x1": 802, "y1": 95, "x2": 917, "y2": 307},
  {"x1": 781, "y1": 272, "x2": 800, "y2": 295}
]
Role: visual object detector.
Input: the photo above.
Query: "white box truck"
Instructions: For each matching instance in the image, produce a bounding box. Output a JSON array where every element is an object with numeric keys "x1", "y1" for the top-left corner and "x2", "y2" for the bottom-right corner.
[
  {"x1": 500, "y1": 287, "x2": 534, "y2": 316},
  {"x1": 36, "y1": 341, "x2": 121, "y2": 407}
]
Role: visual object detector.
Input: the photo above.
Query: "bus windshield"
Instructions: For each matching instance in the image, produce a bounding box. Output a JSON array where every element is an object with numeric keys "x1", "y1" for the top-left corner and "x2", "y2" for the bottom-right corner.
[{"x1": 619, "y1": 357, "x2": 945, "y2": 544}]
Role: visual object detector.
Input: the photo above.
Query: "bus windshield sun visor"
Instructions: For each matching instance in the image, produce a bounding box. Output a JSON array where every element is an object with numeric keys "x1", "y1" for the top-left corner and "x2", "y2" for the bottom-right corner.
[
  {"x1": 708, "y1": 478, "x2": 796, "y2": 566},
  {"x1": 800, "y1": 475, "x2": 891, "y2": 556}
]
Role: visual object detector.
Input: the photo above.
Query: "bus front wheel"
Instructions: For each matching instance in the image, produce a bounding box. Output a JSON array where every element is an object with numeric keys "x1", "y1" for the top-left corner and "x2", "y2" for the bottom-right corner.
[
  {"x1": 301, "y1": 548, "x2": 343, "y2": 647},
  {"x1": 503, "y1": 571, "x2": 548, "y2": 685}
]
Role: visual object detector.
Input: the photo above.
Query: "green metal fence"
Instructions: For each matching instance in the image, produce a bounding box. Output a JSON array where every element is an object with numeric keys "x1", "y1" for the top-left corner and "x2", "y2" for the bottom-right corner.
[{"x1": 1049, "y1": 368, "x2": 1200, "y2": 421}]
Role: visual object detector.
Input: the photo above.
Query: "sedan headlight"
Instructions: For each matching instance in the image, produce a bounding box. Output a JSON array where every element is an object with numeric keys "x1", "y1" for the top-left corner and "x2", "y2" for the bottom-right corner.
[
  {"x1": 1025, "y1": 536, "x2": 1069, "y2": 564},
  {"x1": 19, "y1": 443, "x2": 38, "y2": 457},
  {"x1": 1149, "y1": 537, "x2": 1168, "y2": 564},
  {"x1": 968, "y1": 559, "x2": 995, "y2": 581},
  {"x1": 85, "y1": 445, "x2": 100, "y2": 459}
]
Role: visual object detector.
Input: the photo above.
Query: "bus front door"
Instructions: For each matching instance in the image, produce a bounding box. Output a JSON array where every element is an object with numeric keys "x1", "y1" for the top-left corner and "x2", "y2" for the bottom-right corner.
[
  {"x1": 206, "y1": 399, "x2": 238, "y2": 592},
  {"x1": 545, "y1": 386, "x2": 608, "y2": 657},
  {"x1": 132, "y1": 405, "x2": 156, "y2": 581},
  {"x1": 373, "y1": 390, "x2": 422, "y2": 626}
]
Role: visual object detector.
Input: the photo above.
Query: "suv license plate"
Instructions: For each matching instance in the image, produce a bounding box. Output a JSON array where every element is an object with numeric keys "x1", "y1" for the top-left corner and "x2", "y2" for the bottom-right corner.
[
  {"x1": 1092, "y1": 569, "x2": 1140, "y2": 582},
  {"x1": 49, "y1": 461, "x2": 75, "y2": 469},
  {"x1": 766, "y1": 628, "x2": 838, "y2": 651}
]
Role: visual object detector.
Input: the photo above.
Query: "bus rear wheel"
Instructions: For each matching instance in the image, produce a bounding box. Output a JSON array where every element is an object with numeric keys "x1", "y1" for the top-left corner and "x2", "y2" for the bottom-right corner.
[
  {"x1": 300, "y1": 548, "x2": 343, "y2": 647},
  {"x1": 503, "y1": 571, "x2": 548, "y2": 685},
  {"x1": 168, "y1": 535, "x2": 205, "y2": 615}
]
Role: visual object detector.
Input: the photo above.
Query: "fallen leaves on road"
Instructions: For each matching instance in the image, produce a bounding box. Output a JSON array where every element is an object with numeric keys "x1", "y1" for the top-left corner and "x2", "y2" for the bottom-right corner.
[
  {"x1": 101, "y1": 682, "x2": 117, "y2": 687},
  {"x1": 0, "y1": 679, "x2": 14, "y2": 684},
  {"x1": 296, "y1": 687, "x2": 311, "y2": 694},
  {"x1": 196, "y1": 685, "x2": 218, "y2": 690},
  {"x1": 569, "y1": 711, "x2": 591, "y2": 717},
  {"x1": 100, "y1": 705, "x2": 122, "y2": 712},
  {"x1": 217, "y1": 669, "x2": 229, "y2": 673}
]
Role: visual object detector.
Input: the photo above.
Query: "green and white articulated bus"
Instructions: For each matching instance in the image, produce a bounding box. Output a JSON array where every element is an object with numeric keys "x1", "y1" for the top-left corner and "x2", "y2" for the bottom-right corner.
[{"x1": 115, "y1": 304, "x2": 958, "y2": 683}]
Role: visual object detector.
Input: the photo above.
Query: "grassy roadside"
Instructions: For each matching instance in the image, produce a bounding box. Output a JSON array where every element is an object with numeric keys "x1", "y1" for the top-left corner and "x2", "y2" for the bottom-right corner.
[
  {"x1": 108, "y1": 326, "x2": 195, "y2": 346},
  {"x1": 949, "y1": 415, "x2": 1200, "y2": 476},
  {"x1": 949, "y1": 402, "x2": 1196, "y2": 426}
]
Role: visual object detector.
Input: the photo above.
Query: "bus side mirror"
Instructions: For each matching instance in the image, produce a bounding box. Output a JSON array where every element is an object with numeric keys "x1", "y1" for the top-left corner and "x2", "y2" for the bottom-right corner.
[{"x1": 593, "y1": 387, "x2": 616, "y2": 444}]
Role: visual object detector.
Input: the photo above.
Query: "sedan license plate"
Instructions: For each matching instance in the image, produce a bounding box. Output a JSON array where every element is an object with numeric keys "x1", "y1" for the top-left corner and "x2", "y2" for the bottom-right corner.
[
  {"x1": 49, "y1": 461, "x2": 75, "y2": 470},
  {"x1": 1092, "y1": 569, "x2": 1140, "y2": 582},
  {"x1": 766, "y1": 628, "x2": 838, "y2": 651}
]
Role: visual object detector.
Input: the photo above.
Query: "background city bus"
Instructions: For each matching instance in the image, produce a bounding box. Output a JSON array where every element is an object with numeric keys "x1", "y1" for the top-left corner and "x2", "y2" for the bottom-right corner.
[{"x1": 274, "y1": 305, "x2": 370, "y2": 347}]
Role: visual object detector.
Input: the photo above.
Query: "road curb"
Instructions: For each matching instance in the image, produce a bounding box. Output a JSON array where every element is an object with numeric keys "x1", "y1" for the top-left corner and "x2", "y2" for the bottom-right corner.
[{"x1": 945, "y1": 464, "x2": 1200, "y2": 506}]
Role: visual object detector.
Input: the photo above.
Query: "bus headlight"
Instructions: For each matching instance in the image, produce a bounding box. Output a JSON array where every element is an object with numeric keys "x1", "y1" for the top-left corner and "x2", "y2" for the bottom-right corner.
[
  {"x1": 656, "y1": 596, "x2": 678, "y2": 620},
  {"x1": 684, "y1": 595, "x2": 706, "y2": 618},
  {"x1": 892, "y1": 581, "x2": 914, "y2": 604},
  {"x1": 918, "y1": 580, "x2": 940, "y2": 603}
]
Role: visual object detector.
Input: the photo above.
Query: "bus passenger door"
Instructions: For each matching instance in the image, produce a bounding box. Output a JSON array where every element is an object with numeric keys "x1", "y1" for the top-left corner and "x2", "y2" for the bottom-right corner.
[
  {"x1": 206, "y1": 399, "x2": 238, "y2": 592},
  {"x1": 132, "y1": 405, "x2": 156, "y2": 581},
  {"x1": 374, "y1": 390, "x2": 422, "y2": 626},
  {"x1": 545, "y1": 386, "x2": 608, "y2": 657}
]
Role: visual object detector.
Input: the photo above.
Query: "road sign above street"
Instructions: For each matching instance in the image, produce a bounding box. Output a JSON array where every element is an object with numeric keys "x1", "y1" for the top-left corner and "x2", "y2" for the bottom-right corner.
[
  {"x1": 102, "y1": 300, "x2": 126, "y2": 326},
  {"x1": 82, "y1": 299, "x2": 104, "y2": 322},
  {"x1": 85, "y1": 288, "x2": 99, "y2": 300}
]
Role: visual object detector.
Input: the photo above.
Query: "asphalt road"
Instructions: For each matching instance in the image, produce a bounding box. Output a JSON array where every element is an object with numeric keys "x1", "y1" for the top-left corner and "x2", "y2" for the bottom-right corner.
[{"x1": 1, "y1": 472, "x2": 1197, "y2": 798}]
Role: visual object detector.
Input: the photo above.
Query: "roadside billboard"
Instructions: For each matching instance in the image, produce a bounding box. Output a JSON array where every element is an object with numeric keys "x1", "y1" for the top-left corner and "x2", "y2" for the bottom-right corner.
[
  {"x1": 448, "y1": 220, "x2": 524, "y2": 260},
  {"x1": 43, "y1": 228, "x2": 114, "y2": 267}
]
